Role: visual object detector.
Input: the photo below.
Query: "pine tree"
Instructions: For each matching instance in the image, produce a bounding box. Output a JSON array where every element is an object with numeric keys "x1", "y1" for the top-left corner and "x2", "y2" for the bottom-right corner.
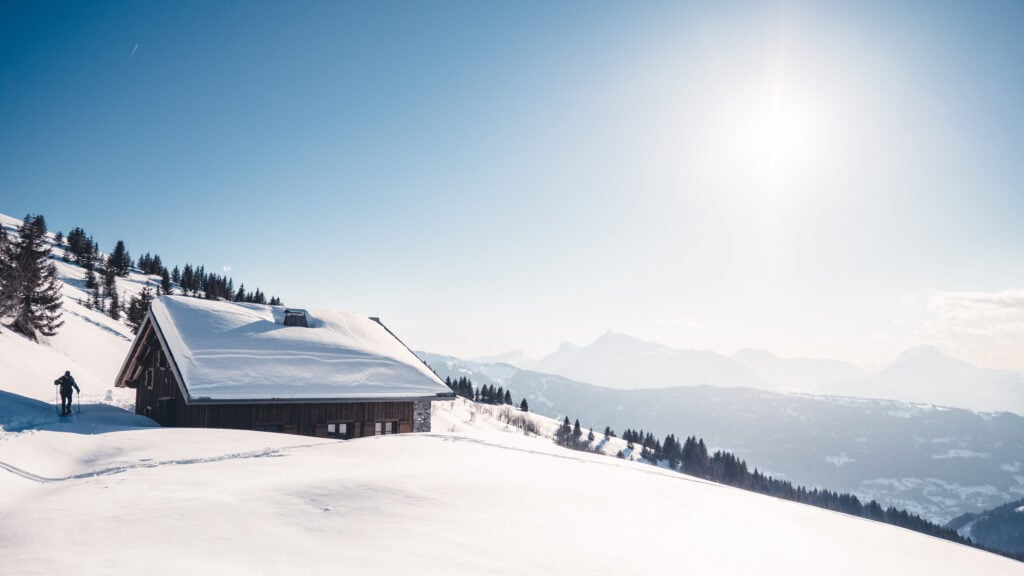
[
  {"x1": 108, "y1": 288, "x2": 121, "y2": 321},
  {"x1": 126, "y1": 286, "x2": 154, "y2": 334},
  {"x1": 0, "y1": 225, "x2": 12, "y2": 317},
  {"x1": 81, "y1": 237, "x2": 99, "y2": 273},
  {"x1": 0, "y1": 215, "x2": 63, "y2": 340},
  {"x1": 91, "y1": 285, "x2": 103, "y2": 312},
  {"x1": 519, "y1": 398, "x2": 529, "y2": 412},
  {"x1": 137, "y1": 253, "x2": 151, "y2": 274},
  {"x1": 108, "y1": 240, "x2": 131, "y2": 276},
  {"x1": 160, "y1": 267, "x2": 172, "y2": 294},
  {"x1": 181, "y1": 264, "x2": 194, "y2": 295},
  {"x1": 171, "y1": 265, "x2": 181, "y2": 285},
  {"x1": 103, "y1": 267, "x2": 116, "y2": 298},
  {"x1": 66, "y1": 227, "x2": 91, "y2": 264},
  {"x1": 503, "y1": 390, "x2": 512, "y2": 405},
  {"x1": 455, "y1": 377, "x2": 473, "y2": 400}
]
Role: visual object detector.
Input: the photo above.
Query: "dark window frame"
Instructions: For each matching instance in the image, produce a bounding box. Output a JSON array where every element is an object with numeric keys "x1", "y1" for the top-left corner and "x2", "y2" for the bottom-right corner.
[
  {"x1": 374, "y1": 421, "x2": 398, "y2": 436},
  {"x1": 326, "y1": 421, "x2": 353, "y2": 439}
]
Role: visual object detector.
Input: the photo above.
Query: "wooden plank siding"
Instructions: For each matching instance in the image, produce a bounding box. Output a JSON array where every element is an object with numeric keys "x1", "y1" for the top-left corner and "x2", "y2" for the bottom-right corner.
[{"x1": 125, "y1": 332, "x2": 414, "y2": 438}]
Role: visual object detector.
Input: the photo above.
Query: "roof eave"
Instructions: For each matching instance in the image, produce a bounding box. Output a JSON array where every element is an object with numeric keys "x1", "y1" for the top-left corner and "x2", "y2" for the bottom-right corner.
[{"x1": 185, "y1": 392, "x2": 456, "y2": 406}]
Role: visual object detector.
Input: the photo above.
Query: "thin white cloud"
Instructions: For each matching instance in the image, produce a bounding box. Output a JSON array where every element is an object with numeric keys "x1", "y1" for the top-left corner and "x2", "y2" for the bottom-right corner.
[
  {"x1": 926, "y1": 289, "x2": 1024, "y2": 370},
  {"x1": 929, "y1": 290, "x2": 1024, "y2": 331},
  {"x1": 222, "y1": 265, "x2": 232, "y2": 272},
  {"x1": 129, "y1": 43, "x2": 139, "y2": 61}
]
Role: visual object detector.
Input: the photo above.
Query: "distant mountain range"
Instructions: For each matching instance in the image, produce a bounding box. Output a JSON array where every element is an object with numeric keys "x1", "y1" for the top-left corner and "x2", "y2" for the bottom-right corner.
[
  {"x1": 471, "y1": 348, "x2": 538, "y2": 370},
  {"x1": 732, "y1": 347, "x2": 867, "y2": 391},
  {"x1": 820, "y1": 345, "x2": 1024, "y2": 415},
  {"x1": 532, "y1": 332, "x2": 768, "y2": 390},
  {"x1": 420, "y1": 349, "x2": 1024, "y2": 523},
  {"x1": 476, "y1": 332, "x2": 1024, "y2": 414}
]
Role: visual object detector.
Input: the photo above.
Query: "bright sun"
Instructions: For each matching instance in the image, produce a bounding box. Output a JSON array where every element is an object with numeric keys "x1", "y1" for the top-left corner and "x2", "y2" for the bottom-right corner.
[
  {"x1": 703, "y1": 75, "x2": 832, "y2": 190},
  {"x1": 750, "y1": 100, "x2": 819, "y2": 178}
]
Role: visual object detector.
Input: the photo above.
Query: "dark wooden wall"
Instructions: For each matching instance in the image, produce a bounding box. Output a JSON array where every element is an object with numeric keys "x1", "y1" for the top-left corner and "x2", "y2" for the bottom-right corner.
[{"x1": 126, "y1": 332, "x2": 414, "y2": 437}]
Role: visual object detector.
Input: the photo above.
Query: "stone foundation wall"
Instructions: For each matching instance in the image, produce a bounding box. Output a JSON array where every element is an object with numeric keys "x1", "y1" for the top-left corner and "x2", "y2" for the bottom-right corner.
[{"x1": 413, "y1": 400, "x2": 432, "y2": 433}]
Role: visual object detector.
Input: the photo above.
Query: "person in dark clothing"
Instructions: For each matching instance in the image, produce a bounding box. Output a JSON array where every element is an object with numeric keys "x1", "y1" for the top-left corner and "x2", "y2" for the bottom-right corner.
[{"x1": 54, "y1": 371, "x2": 79, "y2": 416}]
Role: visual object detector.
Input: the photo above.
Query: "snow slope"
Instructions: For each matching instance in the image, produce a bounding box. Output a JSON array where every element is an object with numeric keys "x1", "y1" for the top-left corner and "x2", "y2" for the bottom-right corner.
[
  {"x1": 1, "y1": 213, "x2": 1021, "y2": 574},
  {"x1": 1, "y1": 400, "x2": 1020, "y2": 575},
  {"x1": 0, "y1": 214, "x2": 140, "y2": 411},
  {"x1": 422, "y1": 350, "x2": 1024, "y2": 523}
]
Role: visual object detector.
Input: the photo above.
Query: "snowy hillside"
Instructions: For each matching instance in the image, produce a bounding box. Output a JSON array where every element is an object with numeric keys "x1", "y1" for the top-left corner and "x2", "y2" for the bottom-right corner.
[
  {"x1": 2, "y1": 395, "x2": 1022, "y2": 575},
  {"x1": 422, "y1": 351, "x2": 1024, "y2": 523},
  {"x1": 1, "y1": 213, "x2": 1021, "y2": 573},
  {"x1": 948, "y1": 497, "x2": 1024, "y2": 557},
  {"x1": 0, "y1": 213, "x2": 151, "y2": 411}
]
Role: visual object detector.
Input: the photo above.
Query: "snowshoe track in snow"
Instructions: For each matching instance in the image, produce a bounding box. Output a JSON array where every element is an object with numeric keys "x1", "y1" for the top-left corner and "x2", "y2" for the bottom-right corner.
[{"x1": 0, "y1": 443, "x2": 325, "y2": 484}]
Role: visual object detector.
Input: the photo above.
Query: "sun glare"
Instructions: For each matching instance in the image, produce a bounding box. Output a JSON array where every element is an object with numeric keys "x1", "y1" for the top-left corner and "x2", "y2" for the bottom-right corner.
[
  {"x1": 704, "y1": 77, "x2": 830, "y2": 192},
  {"x1": 751, "y1": 102, "x2": 817, "y2": 177}
]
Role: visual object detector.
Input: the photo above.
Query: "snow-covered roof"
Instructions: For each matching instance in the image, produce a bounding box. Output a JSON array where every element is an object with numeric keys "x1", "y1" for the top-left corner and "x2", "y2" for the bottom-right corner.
[{"x1": 129, "y1": 296, "x2": 452, "y2": 403}]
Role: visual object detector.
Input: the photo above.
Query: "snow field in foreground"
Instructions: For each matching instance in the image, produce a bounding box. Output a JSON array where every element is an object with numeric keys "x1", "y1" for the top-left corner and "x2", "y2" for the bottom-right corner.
[{"x1": 1, "y1": 419, "x2": 1020, "y2": 576}]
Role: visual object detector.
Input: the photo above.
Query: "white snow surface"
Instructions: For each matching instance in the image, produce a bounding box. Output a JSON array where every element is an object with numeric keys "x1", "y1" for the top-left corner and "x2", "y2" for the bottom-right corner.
[
  {"x1": 1, "y1": 213, "x2": 1022, "y2": 574},
  {"x1": 1, "y1": 400, "x2": 1021, "y2": 575},
  {"x1": 143, "y1": 295, "x2": 451, "y2": 400}
]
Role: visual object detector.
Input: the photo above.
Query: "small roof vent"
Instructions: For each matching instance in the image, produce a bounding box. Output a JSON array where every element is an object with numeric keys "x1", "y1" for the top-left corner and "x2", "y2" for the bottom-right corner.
[{"x1": 283, "y1": 308, "x2": 309, "y2": 327}]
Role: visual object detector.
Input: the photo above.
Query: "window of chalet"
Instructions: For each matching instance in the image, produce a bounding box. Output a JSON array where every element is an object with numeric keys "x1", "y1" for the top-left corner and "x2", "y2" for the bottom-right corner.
[
  {"x1": 374, "y1": 421, "x2": 398, "y2": 435},
  {"x1": 327, "y1": 422, "x2": 352, "y2": 439}
]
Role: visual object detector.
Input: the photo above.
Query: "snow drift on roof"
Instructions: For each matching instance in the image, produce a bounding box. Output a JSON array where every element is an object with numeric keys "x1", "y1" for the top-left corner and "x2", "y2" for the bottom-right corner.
[{"x1": 148, "y1": 296, "x2": 450, "y2": 401}]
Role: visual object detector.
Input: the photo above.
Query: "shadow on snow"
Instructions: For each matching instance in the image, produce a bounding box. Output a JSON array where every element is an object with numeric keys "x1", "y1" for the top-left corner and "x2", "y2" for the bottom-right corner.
[{"x1": 0, "y1": 389, "x2": 156, "y2": 435}]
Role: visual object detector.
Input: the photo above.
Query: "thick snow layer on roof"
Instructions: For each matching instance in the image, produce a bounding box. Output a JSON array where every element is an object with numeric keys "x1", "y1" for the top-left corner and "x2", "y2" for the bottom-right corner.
[{"x1": 148, "y1": 296, "x2": 450, "y2": 401}]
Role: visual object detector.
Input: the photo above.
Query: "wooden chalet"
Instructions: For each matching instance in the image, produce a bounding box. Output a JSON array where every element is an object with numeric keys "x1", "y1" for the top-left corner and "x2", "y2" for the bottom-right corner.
[{"x1": 115, "y1": 296, "x2": 453, "y2": 437}]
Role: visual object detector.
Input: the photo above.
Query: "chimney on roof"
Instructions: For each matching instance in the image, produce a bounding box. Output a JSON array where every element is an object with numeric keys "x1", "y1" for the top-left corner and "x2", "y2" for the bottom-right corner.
[{"x1": 283, "y1": 309, "x2": 309, "y2": 327}]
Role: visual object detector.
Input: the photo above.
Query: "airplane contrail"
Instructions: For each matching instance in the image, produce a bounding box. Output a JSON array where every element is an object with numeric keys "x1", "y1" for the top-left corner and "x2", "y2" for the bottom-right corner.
[{"x1": 129, "y1": 43, "x2": 139, "y2": 61}]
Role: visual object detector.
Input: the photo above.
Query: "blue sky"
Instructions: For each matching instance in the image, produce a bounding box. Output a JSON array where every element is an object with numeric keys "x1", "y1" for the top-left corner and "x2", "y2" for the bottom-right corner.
[{"x1": 3, "y1": 1, "x2": 1024, "y2": 369}]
